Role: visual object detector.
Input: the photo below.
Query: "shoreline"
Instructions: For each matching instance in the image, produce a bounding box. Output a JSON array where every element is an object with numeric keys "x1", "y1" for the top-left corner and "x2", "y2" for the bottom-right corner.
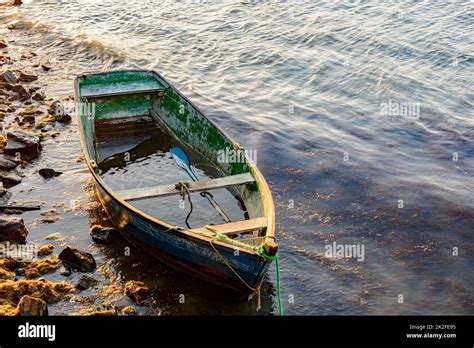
[{"x1": 0, "y1": 27, "x2": 147, "y2": 317}]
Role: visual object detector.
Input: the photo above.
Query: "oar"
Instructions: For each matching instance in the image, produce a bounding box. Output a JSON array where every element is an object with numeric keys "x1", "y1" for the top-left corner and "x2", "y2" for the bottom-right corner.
[{"x1": 170, "y1": 147, "x2": 231, "y2": 223}]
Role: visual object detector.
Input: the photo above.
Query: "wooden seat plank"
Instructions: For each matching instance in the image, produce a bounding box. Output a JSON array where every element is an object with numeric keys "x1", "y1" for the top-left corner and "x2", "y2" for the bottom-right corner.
[
  {"x1": 118, "y1": 172, "x2": 255, "y2": 202},
  {"x1": 190, "y1": 217, "x2": 267, "y2": 236}
]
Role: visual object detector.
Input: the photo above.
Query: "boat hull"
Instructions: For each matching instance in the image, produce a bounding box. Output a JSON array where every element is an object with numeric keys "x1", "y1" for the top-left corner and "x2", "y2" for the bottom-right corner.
[{"x1": 95, "y1": 182, "x2": 271, "y2": 292}]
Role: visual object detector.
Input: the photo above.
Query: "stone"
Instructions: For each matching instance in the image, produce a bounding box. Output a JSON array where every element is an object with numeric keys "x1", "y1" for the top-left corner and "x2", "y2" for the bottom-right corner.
[
  {"x1": 17, "y1": 295, "x2": 48, "y2": 316},
  {"x1": 59, "y1": 265, "x2": 71, "y2": 276},
  {"x1": 37, "y1": 245, "x2": 54, "y2": 256},
  {"x1": 0, "y1": 71, "x2": 18, "y2": 84},
  {"x1": 45, "y1": 232, "x2": 63, "y2": 240},
  {"x1": 121, "y1": 306, "x2": 136, "y2": 315},
  {"x1": 4, "y1": 130, "x2": 41, "y2": 160},
  {"x1": 0, "y1": 155, "x2": 18, "y2": 171},
  {"x1": 89, "y1": 225, "x2": 119, "y2": 244},
  {"x1": 48, "y1": 100, "x2": 71, "y2": 123},
  {"x1": 32, "y1": 91, "x2": 46, "y2": 101},
  {"x1": 18, "y1": 72, "x2": 38, "y2": 82},
  {"x1": 22, "y1": 114, "x2": 35, "y2": 124},
  {"x1": 124, "y1": 281, "x2": 150, "y2": 304},
  {"x1": 41, "y1": 65, "x2": 51, "y2": 72},
  {"x1": 58, "y1": 246, "x2": 96, "y2": 272},
  {"x1": 0, "y1": 41, "x2": 7, "y2": 49},
  {"x1": 12, "y1": 84, "x2": 30, "y2": 99},
  {"x1": 39, "y1": 168, "x2": 62, "y2": 179},
  {"x1": 75, "y1": 275, "x2": 99, "y2": 291},
  {"x1": 1, "y1": 173, "x2": 22, "y2": 188},
  {"x1": 0, "y1": 217, "x2": 28, "y2": 243}
]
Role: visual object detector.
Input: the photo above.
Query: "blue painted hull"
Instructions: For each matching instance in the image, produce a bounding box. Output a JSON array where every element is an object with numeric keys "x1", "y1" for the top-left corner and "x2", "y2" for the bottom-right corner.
[{"x1": 95, "y1": 183, "x2": 271, "y2": 292}]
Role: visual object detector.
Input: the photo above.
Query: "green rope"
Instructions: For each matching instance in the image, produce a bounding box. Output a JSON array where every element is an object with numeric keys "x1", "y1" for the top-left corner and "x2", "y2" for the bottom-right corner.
[
  {"x1": 258, "y1": 247, "x2": 283, "y2": 316},
  {"x1": 205, "y1": 227, "x2": 283, "y2": 316}
]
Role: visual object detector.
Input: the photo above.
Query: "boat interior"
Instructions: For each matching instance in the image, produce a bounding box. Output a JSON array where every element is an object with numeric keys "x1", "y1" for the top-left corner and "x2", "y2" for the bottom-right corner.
[{"x1": 76, "y1": 71, "x2": 271, "y2": 246}]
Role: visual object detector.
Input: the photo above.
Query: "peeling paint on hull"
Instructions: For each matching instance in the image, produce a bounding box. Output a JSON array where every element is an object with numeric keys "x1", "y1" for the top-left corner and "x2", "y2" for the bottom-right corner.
[{"x1": 95, "y1": 184, "x2": 270, "y2": 292}]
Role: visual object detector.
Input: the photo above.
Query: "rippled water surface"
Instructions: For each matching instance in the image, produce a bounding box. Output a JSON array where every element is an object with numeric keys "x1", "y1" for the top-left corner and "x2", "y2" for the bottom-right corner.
[{"x1": 0, "y1": 0, "x2": 473, "y2": 315}]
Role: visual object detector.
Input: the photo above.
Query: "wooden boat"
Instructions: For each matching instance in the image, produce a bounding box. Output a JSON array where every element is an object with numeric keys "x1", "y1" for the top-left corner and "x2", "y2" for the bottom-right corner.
[{"x1": 74, "y1": 70, "x2": 277, "y2": 293}]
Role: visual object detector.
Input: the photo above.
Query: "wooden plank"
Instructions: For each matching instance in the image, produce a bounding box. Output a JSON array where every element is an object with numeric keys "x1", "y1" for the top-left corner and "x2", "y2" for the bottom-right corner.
[
  {"x1": 118, "y1": 172, "x2": 255, "y2": 202},
  {"x1": 81, "y1": 80, "x2": 164, "y2": 98},
  {"x1": 190, "y1": 217, "x2": 267, "y2": 236}
]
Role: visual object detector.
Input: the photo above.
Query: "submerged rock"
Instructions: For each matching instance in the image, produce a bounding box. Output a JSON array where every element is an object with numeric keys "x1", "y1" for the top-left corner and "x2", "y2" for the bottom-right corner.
[
  {"x1": 17, "y1": 295, "x2": 48, "y2": 316},
  {"x1": 32, "y1": 91, "x2": 46, "y2": 101},
  {"x1": 59, "y1": 265, "x2": 71, "y2": 276},
  {"x1": 121, "y1": 306, "x2": 136, "y2": 316},
  {"x1": 12, "y1": 84, "x2": 30, "y2": 100},
  {"x1": 0, "y1": 71, "x2": 18, "y2": 84},
  {"x1": 89, "y1": 225, "x2": 119, "y2": 244},
  {"x1": 58, "y1": 246, "x2": 96, "y2": 272},
  {"x1": 48, "y1": 100, "x2": 71, "y2": 123},
  {"x1": 37, "y1": 244, "x2": 54, "y2": 256},
  {"x1": 4, "y1": 130, "x2": 41, "y2": 160},
  {"x1": 45, "y1": 232, "x2": 63, "y2": 241},
  {"x1": 75, "y1": 275, "x2": 99, "y2": 291},
  {"x1": 0, "y1": 217, "x2": 28, "y2": 243},
  {"x1": 1, "y1": 173, "x2": 22, "y2": 188},
  {"x1": 124, "y1": 281, "x2": 150, "y2": 304},
  {"x1": 0, "y1": 155, "x2": 18, "y2": 171},
  {"x1": 39, "y1": 168, "x2": 62, "y2": 179},
  {"x1": 18, "y1": 72, "x2": 38, "y2": 82},
  {"x1": 0, "y1": 279, "x2": 74, "y2": 316}
]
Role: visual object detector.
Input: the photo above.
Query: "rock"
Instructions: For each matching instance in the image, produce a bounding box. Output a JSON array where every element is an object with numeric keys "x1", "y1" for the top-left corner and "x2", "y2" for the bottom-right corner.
[
  {"x1": 59, "y1": 265, "x2": 71, "y2": 276},
  {"x1": 0, "y1": 41, "x2": 7, "y2": 49},
  {"x1": 124, "y1": 281, "x2": 150, "y2": 304},
  {"x1": 41, "y1": 65, "x2": 51, "y2": 72},
  {"x1": 89, "y1": 225, "x2": 119, "y2": 244},
  {"x1": 37, "y1": 245, "x2": 54, "y2": 256},
  {"x1": 24, "y1": 268, "x2": 40, "y2": 279},
  {"x1": 45, "y1": 232, "x2": 63, "y2": 240},
  {"x1": 40, "y1": 209, "x2": 58, "y2": 216},
  {"x1": 0, "y1": 217, "x2": 28, "y2": 243},
  {"x1": 12, "y1": 84, "x2": 30, "y2": 100},
  {"x1": 1, "y1": 173, "x2": 22, "y2": 188},
  {"x1": 19, "y1": 107, "x2": 43, "y2": 116},
  {"x1": 48, "y1": 100, "x2": 71, "y2": 123},
  {"x1": 22, "y1": 114, "x2": 35, "y2": 124},
  {"x1": 40, "y1": 217, "x2": 59, "y2": 224},
  {"x1": 18, "y1": 72, "x2": 38, "y2": 82},
  {"x1": 39, "y1": 168, "x2": 62, "y2": 179},
  {"x1": 75, "y1": 275, "x2": 99, "y2": 291},
  {"x1": 32, "y1": 91, "x2": 45, "y2": 101},
  {"x1": 121, "y1": 306, "x2": 136, "y2": 316},
  {"x1": 0, "y1": 155, "x2": 18, "y2": 171},
  {"x1": 58, "y1": 246, "x2": 96, "y2": 272},
  {"x1": 0, "y1": 71, "x2": 18, "y2": 84},
  {"x1": 10, "y1": 0, "x2": 23, "y2": 6},
  {"x1": 0, "y1": 187, "x2": 8, "y2": 197},
  {"x1": 4, "y1": 130, "x2": 41, "y2": 160},
  {"x1": 57, "y1": 114, "x2": 71, "y2": 123},
  {"x1": 15, "y1": 268, "x2": 25, "y2": 276},
  {"x1": 17, "y1": 295, "x2": 48, "y2": 316}
]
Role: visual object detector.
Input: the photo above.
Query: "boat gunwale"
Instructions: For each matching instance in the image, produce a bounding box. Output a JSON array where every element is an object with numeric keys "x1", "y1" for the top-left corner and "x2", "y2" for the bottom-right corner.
[{"x1": 74, "y1": 69, "x2": 276, "y2": 257}]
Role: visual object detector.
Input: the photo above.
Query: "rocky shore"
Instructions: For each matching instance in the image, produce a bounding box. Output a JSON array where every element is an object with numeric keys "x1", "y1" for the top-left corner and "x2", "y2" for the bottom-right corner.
[{"x1": 0, "y1": 20, "x2": 154, "y2": 316}]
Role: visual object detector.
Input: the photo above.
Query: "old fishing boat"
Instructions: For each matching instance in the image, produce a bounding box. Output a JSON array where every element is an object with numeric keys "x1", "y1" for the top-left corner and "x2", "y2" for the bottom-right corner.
[{"x1": 74, "y1": 70, "x2": 277, "y2": 293}]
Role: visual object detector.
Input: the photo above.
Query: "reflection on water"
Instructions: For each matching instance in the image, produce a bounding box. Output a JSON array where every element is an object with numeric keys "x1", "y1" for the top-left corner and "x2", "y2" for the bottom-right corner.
[{"x1": 0, "y1": 0, "x2": 472, "y2": 315}]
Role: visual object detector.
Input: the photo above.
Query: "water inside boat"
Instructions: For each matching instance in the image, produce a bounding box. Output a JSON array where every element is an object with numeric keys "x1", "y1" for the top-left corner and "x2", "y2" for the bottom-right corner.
[{"x1": 96, "y1": 119, "x2": 249, "y2": 229}]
